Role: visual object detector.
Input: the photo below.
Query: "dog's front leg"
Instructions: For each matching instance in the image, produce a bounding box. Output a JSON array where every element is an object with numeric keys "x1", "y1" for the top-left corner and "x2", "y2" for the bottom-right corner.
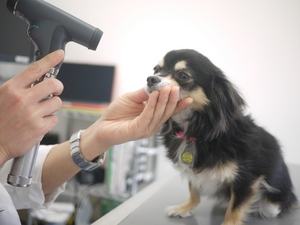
[{"x1": 167, "y1": 181, "x2": 200, "y2": 217}]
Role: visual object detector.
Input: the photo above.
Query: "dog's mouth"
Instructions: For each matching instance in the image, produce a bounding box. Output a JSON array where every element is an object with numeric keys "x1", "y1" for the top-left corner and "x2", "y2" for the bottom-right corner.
[
  {"x1": 145, "y1": 75, "x2": 177, "y2": 95},
  {"x1": 144, "y1": 82, "x2": 172, "y2": 94}
]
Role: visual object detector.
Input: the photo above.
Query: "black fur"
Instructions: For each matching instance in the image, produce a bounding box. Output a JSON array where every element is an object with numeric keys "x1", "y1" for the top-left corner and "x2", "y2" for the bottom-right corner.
[{"x1": 149, "y1": 49, "x2": 297, "y2": 219}]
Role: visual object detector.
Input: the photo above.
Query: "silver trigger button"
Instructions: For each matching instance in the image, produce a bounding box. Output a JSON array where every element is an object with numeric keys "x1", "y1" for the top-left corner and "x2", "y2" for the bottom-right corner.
[{"x1": 31, "y1": 67, "x2": 60, "y2": 100}]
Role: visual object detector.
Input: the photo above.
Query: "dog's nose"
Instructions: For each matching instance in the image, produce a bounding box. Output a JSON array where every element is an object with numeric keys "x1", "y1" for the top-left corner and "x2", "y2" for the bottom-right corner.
[{"x1": 147, "y1": 76, "x2": 161, "y2": 87}]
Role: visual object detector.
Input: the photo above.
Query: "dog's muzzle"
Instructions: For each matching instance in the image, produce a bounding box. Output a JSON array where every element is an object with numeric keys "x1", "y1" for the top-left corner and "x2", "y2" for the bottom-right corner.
[
  {"x1": 147, "y1": 76, "x2": 161, "y2": 87},
  {"x1": 145, "y1": 76, "x2": 163, "y2": 94},
  {"x1": 145, "y1": 75, "x2": 175, "y2": 94}
]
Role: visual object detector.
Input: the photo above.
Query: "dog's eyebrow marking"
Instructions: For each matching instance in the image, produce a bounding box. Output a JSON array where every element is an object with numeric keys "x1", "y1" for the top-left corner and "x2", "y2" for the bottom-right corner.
[
  {"x1": 174, "y1": 61, "x2": 187, "y2": 71},
  {"x1": 158, "y1": 59, "x2": 164, "y2": 67}
]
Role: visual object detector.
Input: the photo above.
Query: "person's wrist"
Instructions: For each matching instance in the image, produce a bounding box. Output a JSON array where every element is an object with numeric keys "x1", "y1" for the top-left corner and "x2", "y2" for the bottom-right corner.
[
  {"x1": 0, "y1": 155, "x2": 7, "y2": 167},
  {"x1": 80, "y1": 128, "x2": 110, "y2": 162},
  {"x1": 0, "y1": 145, "x2": 11, "y2": 167},
  {"x1": 70, "y1": 130, "x2": 106, "y2": 171}
]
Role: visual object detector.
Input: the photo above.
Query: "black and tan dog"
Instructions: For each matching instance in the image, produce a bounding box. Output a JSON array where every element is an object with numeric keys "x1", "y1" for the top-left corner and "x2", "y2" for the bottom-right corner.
[{"x1": 145, "y1": 49, "x2": 297, "y2": 225}]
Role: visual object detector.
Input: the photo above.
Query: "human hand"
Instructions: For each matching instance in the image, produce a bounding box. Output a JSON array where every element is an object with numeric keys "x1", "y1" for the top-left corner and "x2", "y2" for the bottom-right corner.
[
  {"x1": 0, "y1": 50, "x2": 64, "y2": 165},
  {"x1": 81, "y1": 86, "x2": 192, "y2": 160}
]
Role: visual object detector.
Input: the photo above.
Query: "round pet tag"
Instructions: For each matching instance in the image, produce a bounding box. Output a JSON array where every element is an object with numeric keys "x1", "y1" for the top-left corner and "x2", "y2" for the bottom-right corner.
[{"x1": 181, "y1": 152, "x2": 193, "y2": 164}]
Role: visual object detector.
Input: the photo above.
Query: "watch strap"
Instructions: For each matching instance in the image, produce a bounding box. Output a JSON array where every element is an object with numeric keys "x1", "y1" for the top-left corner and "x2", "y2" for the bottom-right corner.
[{"x1": 70, "y1": 130, "x2": 106, "y2": 171}]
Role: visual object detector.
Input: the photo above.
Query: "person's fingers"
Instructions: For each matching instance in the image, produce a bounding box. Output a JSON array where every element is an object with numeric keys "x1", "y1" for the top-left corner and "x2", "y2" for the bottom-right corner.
[
  {"x1": 137, "y1": 86, "x2": 176, "y2": 134},
  {"x1": 148, "y1": 86, "x2": 178, "y2": 131},
  {"x1": 140, "y1": 86, "x2": 193, "y2": 134},
  {"x1": 173, "y1": 97, "x2": 193, "y2": 115},
  {"x1": 13, "y1": 50, "x2": 64, "y2": 88},
  {"x1": 39, "y1": 114, "x2": 59, "y2": 136},
  {"x1": 137, "y1": 89, "x2": 160, "y2": 128},
  {"x1": 150, "y1": 85, "x2": 172, "y2": 122},
  {"x1": 39, "y1": 96, "x2": 63, "y2": 116},
  {"x1": 126, "y1": 88, "x2": 150, "y2": 103},
  {"x1": 29, "y1": 78, "x2": 64, "y2": 102},
  {"x1": 158, "y1": 86, "x2": 180, "y2": 121}
]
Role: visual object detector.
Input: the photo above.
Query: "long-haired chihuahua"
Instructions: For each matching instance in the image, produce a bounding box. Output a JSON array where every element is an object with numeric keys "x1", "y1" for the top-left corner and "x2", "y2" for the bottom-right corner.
[{"x1": 145, "y1": 49, "x2": 297, "y2": 225}]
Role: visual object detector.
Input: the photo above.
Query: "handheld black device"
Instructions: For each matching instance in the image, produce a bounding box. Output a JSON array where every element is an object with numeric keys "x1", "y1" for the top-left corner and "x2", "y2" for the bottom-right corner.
[{"x1": 6, "y1": 0, "x2": 103, "y2": 187}]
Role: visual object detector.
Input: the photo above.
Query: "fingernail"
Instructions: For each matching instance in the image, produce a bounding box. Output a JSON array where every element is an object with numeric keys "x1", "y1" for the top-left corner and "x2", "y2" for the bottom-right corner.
[
  {"x1": 54, "y1": 49, "x2": 64, "y2": 58},
  {"x1": 162, "y1": 85, "x2": 171, "y2": 96},
  {"x1": 173, "y1": 86, "x2": 180, "y2": 98}
]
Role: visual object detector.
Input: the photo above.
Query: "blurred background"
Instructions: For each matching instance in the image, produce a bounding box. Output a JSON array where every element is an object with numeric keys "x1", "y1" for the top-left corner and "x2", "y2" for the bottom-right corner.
[
  {"x1": 45, "y1": 0, "x2": 300, "y2": 166},
  {"x1": 1, "y1": 0, "x2": 299, "y2": 224}
]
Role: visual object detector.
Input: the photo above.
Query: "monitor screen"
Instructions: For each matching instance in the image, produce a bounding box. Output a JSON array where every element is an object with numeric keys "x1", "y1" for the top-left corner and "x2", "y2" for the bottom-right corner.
[
  {"x1": 0, "y1": 0, "x2": 34, "y2": 63},
  {"x1": 57, "y1": 63, "x2": 115, "y2": 104}
]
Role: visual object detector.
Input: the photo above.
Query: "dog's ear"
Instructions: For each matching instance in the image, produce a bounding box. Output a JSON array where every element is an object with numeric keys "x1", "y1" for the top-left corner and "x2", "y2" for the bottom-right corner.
[
  {"x1": 212, "y1": 73, "x2": 245, "y2": 114},
  {"x1": 203, "y1": 72, "x2": 246, "y2": 139}
]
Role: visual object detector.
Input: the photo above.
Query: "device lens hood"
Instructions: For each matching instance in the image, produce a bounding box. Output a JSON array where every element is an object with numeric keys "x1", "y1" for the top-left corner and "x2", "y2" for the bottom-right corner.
[{"x1": 88, "y1": 28, "x2": 103, "y2": 50}]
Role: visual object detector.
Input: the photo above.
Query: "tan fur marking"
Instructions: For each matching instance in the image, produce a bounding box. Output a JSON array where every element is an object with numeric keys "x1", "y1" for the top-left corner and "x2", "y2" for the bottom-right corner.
[
  {"x1": 222, "y1": 176, "x2": 264, "y2": 225},
  {"x1": 158, "y1": 59, "x2": 164, "y2": 67},
  {"x1": 182, "y1": 87, "x2": 210, "y2": 110},
  {"x1": 222, "y1": 188, "x2": 241, "y2": 225},
  {"x1": 167, "y1": 185, "x2": 200, "y2": 217},
  {"x1": 217, "y1": 162, "x2": 238, "y2": 182},
  {"x1": 163, "y1": 75, "x2": 179, "y2": 87},
  {"x1": 174, "y1": 61, "x2": 187, "y2": 71}
]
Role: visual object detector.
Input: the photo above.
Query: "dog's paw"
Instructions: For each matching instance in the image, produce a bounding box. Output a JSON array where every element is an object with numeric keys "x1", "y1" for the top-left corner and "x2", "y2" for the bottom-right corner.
[{"x1": 166, "y1": 205, "x2": 194, "y2": 218}]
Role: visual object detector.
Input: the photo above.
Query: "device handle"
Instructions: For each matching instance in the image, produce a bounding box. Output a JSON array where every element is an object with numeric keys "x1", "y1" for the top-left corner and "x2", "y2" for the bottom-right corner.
[
  {"x1": 7, "y1": 67, "x2": 60, "y2": 187},
  {"x1": 7, "y1": 144, "x2": 39, "y2": 187}
]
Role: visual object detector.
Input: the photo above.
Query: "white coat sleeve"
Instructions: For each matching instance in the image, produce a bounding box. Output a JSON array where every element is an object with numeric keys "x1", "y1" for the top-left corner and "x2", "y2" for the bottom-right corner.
[{"x1": 0, "y1": 145, "x2": 66, "y2": 210}]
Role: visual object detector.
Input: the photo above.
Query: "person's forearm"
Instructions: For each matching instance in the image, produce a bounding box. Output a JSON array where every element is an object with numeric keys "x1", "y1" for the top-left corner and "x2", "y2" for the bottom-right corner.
[
  {"x1": 41, "y1": 133, "x2": 108, "y2": 195},
  {"x1": 41, "y1": 141, "x2": 79, "y2": 195}
]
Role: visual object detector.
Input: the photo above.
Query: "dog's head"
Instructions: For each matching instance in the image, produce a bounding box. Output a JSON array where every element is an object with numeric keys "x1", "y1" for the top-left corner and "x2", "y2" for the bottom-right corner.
[
  {"x1": 145, "y1": 49, "x2": 216, "y2": 110},
  {"x1": 145, "y1": 49, "x2": 246, "y2": 139}
]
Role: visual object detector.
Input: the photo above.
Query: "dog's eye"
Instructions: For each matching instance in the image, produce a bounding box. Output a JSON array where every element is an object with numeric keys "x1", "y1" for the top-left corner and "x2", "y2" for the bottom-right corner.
[
  {"x1": 153, "y1": 66, "x2": 160, "y2": 74},
  {"x1": 177, "y1": 72, "x2": 190, "y2": 80}
]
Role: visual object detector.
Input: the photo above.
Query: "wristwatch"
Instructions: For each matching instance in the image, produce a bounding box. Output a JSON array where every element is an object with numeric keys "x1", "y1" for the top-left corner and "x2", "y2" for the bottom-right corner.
[{"x1": 70, "y1": 130, "x2": 106, "y2": 171}]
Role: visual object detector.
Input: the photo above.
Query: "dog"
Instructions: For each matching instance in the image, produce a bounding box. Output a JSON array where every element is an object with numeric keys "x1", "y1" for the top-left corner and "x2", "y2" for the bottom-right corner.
[{"x1": 145, "y1": 49, "x2": 298, "y2": 225}]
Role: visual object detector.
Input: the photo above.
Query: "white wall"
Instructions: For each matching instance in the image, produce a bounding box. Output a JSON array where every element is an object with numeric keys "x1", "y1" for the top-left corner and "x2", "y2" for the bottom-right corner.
[{"x1": 46, "y1": 0, "x2": 300, "y2": 165}]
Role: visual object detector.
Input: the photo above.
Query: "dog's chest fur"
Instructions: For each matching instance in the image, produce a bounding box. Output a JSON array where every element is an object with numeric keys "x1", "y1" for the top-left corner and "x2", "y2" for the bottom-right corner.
[
  {"x1": 169, "y1": 112, "x2": 231, "y2": 197},
  {"x1": 173, "y1": 138, "x2": 237, "y2": 198}
]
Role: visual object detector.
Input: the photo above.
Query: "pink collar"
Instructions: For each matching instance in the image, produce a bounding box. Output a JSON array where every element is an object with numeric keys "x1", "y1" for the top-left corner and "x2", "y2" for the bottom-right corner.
[{"x1": 175, "y1": 131, "x2": 197, "y2": 142}]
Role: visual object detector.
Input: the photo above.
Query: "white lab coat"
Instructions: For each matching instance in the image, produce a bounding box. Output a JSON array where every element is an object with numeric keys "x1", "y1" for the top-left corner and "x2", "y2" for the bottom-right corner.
[{"x1": 0, "y1": 145, "x2": 66, "y2": 224}]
